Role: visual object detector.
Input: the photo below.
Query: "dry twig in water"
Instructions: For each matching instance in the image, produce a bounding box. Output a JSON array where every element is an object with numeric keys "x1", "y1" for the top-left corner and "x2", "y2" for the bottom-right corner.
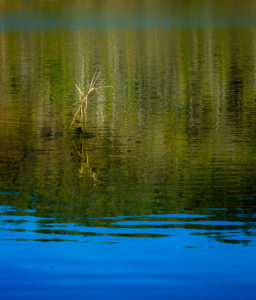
[{"x1": 70, "y1": 72, "x2": 106, "y2": 131}]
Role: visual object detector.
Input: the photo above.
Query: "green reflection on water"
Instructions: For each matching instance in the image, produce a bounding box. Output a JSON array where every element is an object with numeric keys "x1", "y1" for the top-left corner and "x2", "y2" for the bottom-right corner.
[{"x1": 0, "y1": 1, "x2": 256, "y2": 225}]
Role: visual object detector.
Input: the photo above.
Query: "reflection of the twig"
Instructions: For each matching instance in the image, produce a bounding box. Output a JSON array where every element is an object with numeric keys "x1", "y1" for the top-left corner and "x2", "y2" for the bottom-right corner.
[{"x1": 72, "y1": 135, "x2": 97, "y2": 184}]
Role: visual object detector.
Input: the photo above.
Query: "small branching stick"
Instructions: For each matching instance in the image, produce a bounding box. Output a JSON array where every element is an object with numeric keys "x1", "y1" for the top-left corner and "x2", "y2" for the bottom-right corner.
[{"x1": 69, "y1": 72, "x2": 112, "y2": 131}]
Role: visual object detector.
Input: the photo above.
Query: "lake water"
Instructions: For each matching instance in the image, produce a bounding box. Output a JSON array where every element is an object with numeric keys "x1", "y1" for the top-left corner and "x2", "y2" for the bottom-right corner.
[{"x1": 0, "y1": 1, "x2": 256, "y2": 299}]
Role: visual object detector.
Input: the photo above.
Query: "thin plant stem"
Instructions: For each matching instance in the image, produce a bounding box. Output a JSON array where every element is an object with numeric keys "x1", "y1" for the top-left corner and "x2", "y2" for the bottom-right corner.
[{"x1": 70, "y1": 72, "x2": 112, "y2": 132}]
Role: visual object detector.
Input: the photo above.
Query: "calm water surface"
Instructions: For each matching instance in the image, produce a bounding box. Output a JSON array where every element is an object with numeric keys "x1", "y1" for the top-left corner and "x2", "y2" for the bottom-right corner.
[{"x1": 0, "y1": 1, "x2": 256, "y2": 299}]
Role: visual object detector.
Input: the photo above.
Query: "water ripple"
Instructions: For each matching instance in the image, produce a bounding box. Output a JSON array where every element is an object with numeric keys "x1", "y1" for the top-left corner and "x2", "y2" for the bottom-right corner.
[{"x1": 0, "y1": 205, "x2": 255, "y2": 246}]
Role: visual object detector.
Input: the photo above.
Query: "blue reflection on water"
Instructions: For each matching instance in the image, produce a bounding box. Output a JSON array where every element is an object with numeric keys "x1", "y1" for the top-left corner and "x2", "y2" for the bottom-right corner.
[{"x1": 0, "y1": 203, "x2": 256, "y2": 299}]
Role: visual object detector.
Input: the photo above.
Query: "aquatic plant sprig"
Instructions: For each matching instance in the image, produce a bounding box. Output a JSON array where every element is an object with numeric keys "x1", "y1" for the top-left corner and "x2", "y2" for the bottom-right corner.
[{"x1": 70, "y1": 72, "x2": 111, "y2": 132}]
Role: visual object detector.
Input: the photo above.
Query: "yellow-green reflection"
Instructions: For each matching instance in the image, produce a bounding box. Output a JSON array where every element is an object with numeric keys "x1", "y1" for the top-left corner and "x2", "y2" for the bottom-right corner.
[{"x1": 0, "y1": 1, "x2": 255, "y2": 234}]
